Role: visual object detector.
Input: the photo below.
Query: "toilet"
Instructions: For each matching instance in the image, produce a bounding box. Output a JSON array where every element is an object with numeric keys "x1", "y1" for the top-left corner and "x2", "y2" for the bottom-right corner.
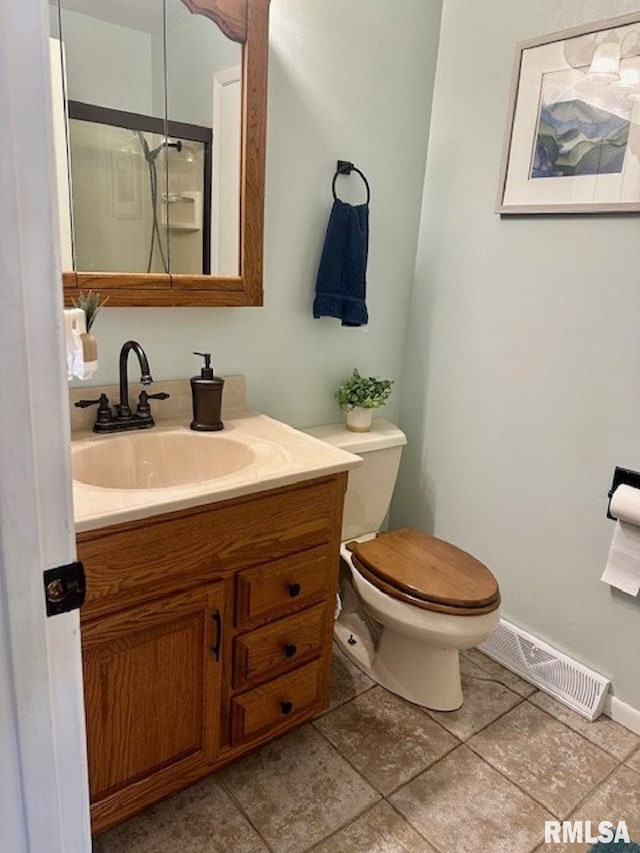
[{"x1": 305, "y1": 418, "x2": 500, "y2": 711}]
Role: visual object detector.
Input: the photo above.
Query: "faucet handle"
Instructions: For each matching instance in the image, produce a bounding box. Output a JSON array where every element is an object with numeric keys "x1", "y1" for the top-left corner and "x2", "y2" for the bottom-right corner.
[
  {"x1": 75, "y1": 393, "x2": 109, "y2": 409},
  {"x1": 74, "y1": 394, "x2": 113, "y2": 426},
  {"x1": 136, "y1": 390, "x2": 170, "y2": 417}
]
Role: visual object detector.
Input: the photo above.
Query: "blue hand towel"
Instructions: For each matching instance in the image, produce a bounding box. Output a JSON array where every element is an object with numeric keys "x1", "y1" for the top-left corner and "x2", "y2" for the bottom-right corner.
[{"x1": 313, "y1": 198, "x2": 369, "y2": 327}]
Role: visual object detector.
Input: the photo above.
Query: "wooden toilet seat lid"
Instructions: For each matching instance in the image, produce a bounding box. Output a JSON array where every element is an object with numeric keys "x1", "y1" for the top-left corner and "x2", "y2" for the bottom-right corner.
[{"x1": 348, "y1": 528, "x2": 500, "y2": 616}]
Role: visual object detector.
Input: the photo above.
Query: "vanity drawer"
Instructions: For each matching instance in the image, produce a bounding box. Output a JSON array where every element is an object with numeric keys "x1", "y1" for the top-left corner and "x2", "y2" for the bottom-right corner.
[
  {"x1": 233, "y1": 603, "x2": 327, "y2": 691},
  {"x1": 230, "y1": 659, "x2": 322, "y2": 744},
  {"x1": 77, "y1": 475, "x2": 345, "y2": 623},
  {"x1": 235, "y1": 546, "x2": 332, "y2": 628}
]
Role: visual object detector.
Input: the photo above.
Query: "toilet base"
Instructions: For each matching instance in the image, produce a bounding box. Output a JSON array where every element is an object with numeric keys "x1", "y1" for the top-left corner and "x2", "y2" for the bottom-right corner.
[{"x1": 334, "y1": 621, "x2": 463, "y2": 711}]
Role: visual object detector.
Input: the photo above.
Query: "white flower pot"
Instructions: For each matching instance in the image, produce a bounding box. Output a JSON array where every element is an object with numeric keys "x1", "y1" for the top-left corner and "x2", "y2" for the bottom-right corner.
[{"x1": 346, "y1": 406, "x2": 373, "y2": 432}]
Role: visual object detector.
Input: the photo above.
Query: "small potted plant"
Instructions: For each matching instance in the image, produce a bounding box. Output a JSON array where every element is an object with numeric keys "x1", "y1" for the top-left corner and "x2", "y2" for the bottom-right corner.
[
  {"x1": 335, "y1": 368, "x2": 393, "y2": 432},
  {"x1": 72, "y1": 290, "x2": 108, "y2": 362}
]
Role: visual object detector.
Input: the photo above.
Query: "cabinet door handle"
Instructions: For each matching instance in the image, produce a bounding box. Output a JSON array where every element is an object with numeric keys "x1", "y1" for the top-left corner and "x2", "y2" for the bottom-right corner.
[
  {"x1": 280, "y1": 700, "x2": 293, "y2": 715},
  {"x1": 287, "y1": 582, "x2": 301, "y2": 598},
  {"x1": 283, "y1": 643, "x2": 297, "y2": 659},
  {"x1": 211, "y1": 609, "x2": 222, "y2": 662}
]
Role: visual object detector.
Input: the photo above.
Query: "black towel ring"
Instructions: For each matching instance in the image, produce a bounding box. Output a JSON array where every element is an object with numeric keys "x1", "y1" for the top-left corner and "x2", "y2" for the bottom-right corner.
[{"x1": 332, "y1": 160, "x2": 370, "y2": 205}]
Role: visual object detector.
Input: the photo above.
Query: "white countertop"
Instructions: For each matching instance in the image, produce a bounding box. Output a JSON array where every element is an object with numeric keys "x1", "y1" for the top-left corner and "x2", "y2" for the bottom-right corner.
[{"x1": 72, "y1": 408, "x2": 361, "y2": 533}]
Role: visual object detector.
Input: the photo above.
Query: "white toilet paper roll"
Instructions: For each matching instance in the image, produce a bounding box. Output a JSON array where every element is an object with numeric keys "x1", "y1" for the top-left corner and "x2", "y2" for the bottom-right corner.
[
  {"x1": 600, "y1": 485, "x2": 640, "y2": 596},
  {"x1": 610, "y1": 483, "x2": 640, "y2": 526}
]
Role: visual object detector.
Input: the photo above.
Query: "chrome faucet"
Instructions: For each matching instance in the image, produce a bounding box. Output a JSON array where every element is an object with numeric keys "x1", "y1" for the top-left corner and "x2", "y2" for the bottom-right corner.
[{"x1": 75, "y1": 340, "x2": 169, "y2": 433}]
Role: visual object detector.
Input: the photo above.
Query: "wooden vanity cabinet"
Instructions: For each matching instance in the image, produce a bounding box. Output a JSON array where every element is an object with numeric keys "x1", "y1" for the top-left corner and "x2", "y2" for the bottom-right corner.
[{"x1": 77, "y1": 473, "x2": 347, "y2": 835}]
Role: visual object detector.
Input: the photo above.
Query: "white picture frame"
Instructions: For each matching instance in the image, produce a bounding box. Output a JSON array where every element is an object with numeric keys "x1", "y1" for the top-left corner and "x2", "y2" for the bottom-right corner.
[{"x1": 497, "y1": 13, "x2": 640, "y2": 214}]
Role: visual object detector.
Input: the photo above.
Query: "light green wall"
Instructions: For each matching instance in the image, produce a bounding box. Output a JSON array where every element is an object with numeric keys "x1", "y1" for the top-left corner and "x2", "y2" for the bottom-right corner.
[
  {"x1": 65, "y1": 0, "x2": 640, "y2": 710},
  {"x1": 67, "y1": 0, "x2": 640, "y2": 710},
  {"x1": 78, "y1": 0, "x2": 444, "y2": 429},
  {"x1": 392, "y1": 0, "x2": 640, "y2": 708}
]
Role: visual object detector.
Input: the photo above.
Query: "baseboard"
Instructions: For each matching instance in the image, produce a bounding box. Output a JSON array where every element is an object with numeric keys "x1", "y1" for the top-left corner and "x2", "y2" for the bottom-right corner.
[{"x1": 603, "y1": 694, "x2": 640, "y2": 736}]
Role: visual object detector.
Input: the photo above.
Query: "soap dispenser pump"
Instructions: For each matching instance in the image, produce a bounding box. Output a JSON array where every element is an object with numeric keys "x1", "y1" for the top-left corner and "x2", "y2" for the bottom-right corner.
[{"x1": 190, "y1": 351, "x2": 224, "y2": 431}]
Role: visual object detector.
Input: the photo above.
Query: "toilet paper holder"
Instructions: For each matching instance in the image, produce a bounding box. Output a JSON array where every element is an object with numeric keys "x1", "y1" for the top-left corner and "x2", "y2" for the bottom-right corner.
[{"x1": 606, "y1": 466, "x2": 640, "y2": 519}]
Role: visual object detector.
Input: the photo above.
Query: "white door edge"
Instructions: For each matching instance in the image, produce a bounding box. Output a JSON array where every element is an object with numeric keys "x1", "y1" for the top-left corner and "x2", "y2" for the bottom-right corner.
[{"x1": 0, "y1": 1, "x2": 91, "y2": 850}]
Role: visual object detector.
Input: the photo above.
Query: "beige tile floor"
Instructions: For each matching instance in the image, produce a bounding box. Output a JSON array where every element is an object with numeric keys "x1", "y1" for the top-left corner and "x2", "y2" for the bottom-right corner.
[{"x1": 94, "y1": 646, "x2": 640, "y2": 853}]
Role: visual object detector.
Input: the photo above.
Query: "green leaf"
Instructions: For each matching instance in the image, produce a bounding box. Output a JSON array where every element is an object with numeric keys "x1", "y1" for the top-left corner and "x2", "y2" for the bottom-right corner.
[{"x1": 335, "y1": 368, "x2": 393, "y2": 410}]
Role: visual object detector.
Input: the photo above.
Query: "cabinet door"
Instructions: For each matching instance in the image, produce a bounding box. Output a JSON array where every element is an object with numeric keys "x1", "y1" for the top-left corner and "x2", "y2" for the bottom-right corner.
[{"x1": 82, "y1": 583, "x2": 224, "y2": 829}]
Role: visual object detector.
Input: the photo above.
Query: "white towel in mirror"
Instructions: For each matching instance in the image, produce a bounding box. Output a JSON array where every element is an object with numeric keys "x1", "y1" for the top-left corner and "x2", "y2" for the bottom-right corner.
[{"x1": 64, "y1": 308, "x2": 97, "y2": 380}]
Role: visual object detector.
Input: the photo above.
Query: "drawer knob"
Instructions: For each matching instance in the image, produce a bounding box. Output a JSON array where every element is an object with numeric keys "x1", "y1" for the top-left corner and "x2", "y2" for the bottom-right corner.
[
  {"x1": 283, "y1": 643, "x2": 297, "y2": 659},
  {"x1": 287, "y1": 582, "x2": 301, "y2": 598},
  {"x1": 280, "y1": 700, "x2": 293, "y2": 715}
]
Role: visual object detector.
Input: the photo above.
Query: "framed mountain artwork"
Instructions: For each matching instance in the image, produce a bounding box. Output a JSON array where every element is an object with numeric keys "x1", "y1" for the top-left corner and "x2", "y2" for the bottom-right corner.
[{"x1": 497, "y1": 13, "x2": 640, "y2": 213}]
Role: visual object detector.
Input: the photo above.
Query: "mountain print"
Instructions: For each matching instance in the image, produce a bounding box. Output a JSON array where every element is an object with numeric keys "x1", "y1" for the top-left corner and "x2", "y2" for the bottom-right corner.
[{"x1": 531, "y1": 99, "x2": 630, "y2": 178}]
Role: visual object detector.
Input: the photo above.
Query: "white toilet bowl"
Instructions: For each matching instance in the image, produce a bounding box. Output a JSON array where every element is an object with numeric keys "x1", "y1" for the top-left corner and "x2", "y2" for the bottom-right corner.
[
  {"x1": 339, "y1": 545, "x2": 500, "y2": 710},
  {"x1": 303, "y1": 420, "x2": 501, "y2": 712}
]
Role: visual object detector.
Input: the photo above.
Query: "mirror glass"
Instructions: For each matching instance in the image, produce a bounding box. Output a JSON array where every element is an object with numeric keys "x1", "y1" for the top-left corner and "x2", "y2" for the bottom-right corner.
[{"x1": 49, "y1": 0, "x2": 242, "y2": 276}]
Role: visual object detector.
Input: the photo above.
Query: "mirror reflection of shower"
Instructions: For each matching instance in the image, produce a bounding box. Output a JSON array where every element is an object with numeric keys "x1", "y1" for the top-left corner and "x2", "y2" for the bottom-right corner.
[
  {"x1": 137, "y1": 134, "x2": 182, "y2": 273},
  {"x1": 66, "y1": 103, "x2": 211, "y2": 275}
]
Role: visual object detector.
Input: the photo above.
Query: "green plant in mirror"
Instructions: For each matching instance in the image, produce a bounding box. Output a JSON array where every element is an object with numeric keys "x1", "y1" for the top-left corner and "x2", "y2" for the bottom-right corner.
[
  {"x1": 72, "y1": 290, "x2": 108, "y2": 331},
  {"x1": 335, "y1": 368, "x2": 393, "y2": 410}
]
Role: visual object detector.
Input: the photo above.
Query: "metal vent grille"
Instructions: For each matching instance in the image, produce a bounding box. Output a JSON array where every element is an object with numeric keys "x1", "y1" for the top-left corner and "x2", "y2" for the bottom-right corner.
[{"x1": 478, "y1": 619, "x2": 610, "y2": 721}]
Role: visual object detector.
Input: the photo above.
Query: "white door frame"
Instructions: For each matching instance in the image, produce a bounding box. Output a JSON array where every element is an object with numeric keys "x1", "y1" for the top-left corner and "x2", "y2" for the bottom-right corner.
[
  {"x1": 211, "y1": 65, "x2": 241, "y2": 274},
  {"x1": 0, "y1": 1, "x2": 91, "y2": 851}
]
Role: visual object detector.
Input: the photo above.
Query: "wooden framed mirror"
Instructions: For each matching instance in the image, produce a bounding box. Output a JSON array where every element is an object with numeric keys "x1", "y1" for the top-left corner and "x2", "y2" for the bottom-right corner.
[{"x1": 57, "y1": 0, "x2": 269, "y2": 307}]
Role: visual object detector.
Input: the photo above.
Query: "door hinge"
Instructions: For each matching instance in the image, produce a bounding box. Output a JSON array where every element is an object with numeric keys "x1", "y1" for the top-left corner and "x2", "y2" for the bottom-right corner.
[{"x1": 43, "y1": 561, "x2": 86, "y2": 617}]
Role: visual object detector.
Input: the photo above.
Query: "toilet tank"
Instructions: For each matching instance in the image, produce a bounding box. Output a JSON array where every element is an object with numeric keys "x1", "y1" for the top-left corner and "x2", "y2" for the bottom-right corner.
[{"x1": 304, "y1": 419, "x2": 406, "y2": 541}]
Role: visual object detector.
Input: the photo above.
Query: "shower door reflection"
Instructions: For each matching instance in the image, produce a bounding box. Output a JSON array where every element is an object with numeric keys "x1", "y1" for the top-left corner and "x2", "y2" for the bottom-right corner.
[{"x1": 67, "y1": 103, "x2": 211, "y2": 274}]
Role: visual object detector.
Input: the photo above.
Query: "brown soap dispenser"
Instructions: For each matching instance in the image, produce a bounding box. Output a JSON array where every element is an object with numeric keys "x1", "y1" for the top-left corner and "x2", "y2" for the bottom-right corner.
[{"x1": 190, "y1": 352, "x2": 224, "y2": 431}]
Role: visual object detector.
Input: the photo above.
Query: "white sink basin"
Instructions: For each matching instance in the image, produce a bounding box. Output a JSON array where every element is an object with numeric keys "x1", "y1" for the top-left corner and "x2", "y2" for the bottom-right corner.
[
  {"x1": 72, "y1": 431, "x2": 255, "y2": 490},
  {"x1": 71, "y1": 410, "x2": 362, "y2": 533}
]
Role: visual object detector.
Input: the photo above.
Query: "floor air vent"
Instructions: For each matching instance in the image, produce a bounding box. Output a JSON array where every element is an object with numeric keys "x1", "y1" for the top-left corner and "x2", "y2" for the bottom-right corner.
[{"x1": 478, "y1": 619, "x2": 610, "y2": 721}]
